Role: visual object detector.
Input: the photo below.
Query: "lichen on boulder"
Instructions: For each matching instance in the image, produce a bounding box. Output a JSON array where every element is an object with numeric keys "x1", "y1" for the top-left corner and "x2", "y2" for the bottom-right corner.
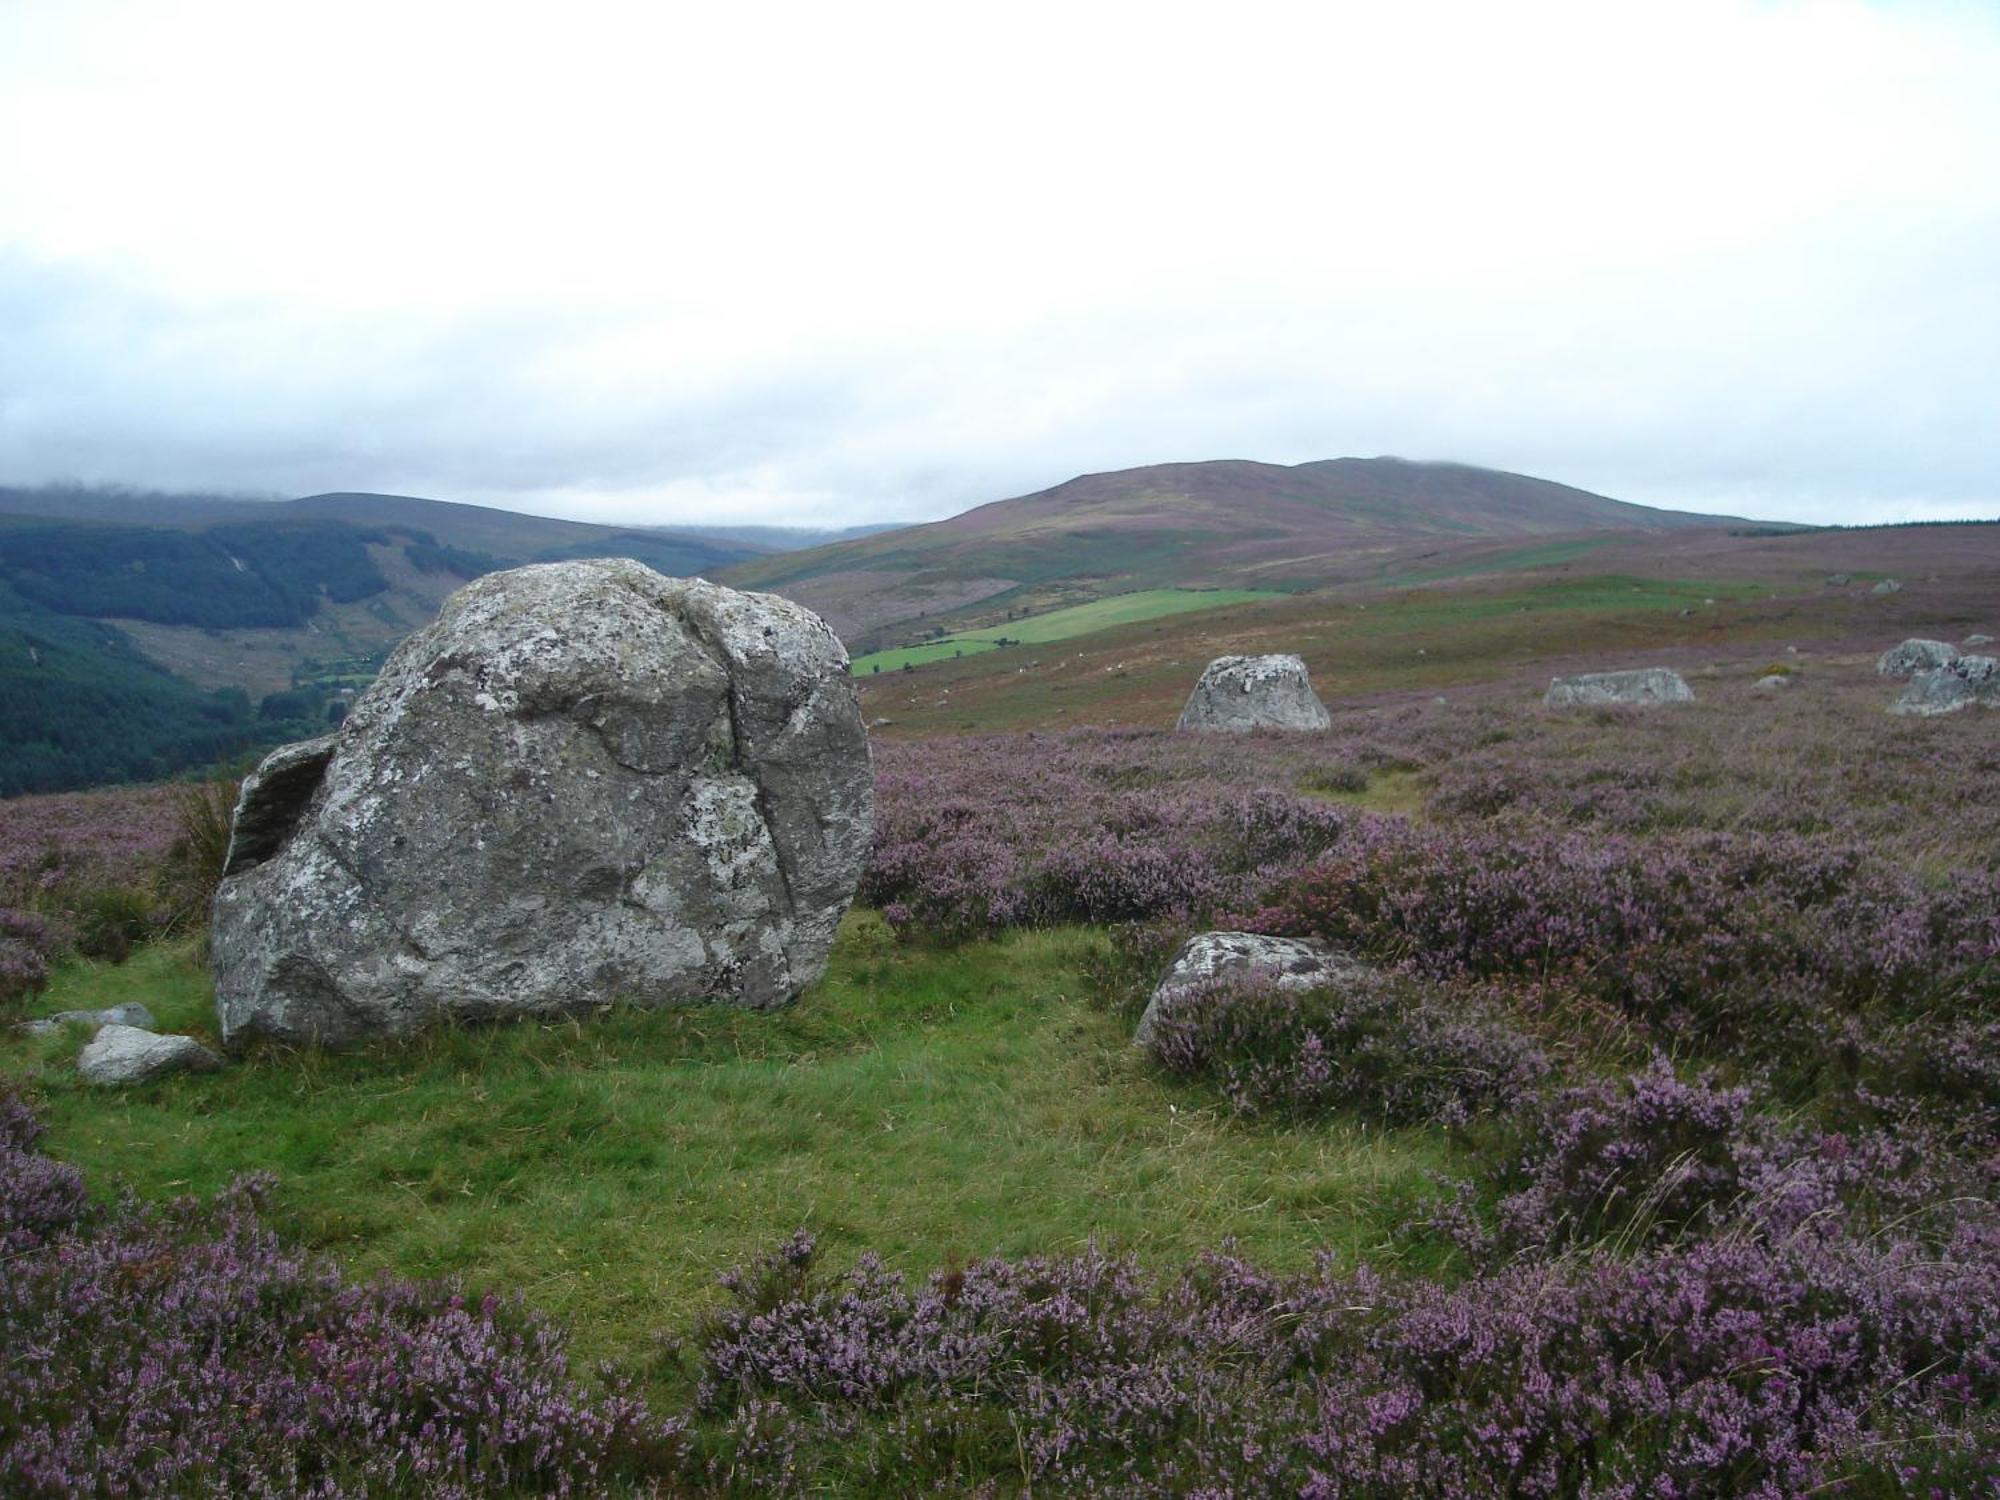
[
  {"x1": 1543, "y1": 667, "x2": 1694, "y2": 707},
  {"x1": 211, "y1": 560, "x2": 873, "y2": 1048},
  {"x1": 1177, "y1": 655, "x2": 1331, "y2": 732}
]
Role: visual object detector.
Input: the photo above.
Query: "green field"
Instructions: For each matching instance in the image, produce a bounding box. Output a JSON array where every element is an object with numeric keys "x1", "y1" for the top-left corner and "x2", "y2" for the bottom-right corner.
[
  {"x1": 6, "y1": 917, "x2": 1451, "y2": 1369},
  {"x1": 851, "y1": 587, "x2": 1285, "y2": 674}
]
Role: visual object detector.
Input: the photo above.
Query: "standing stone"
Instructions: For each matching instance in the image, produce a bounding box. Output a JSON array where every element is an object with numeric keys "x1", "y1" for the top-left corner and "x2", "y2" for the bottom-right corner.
[
  {"x1": 77, "y1": 1026, "x2": 222, "y2": 1086},
  {"x1": 212, "y1": 561, "x2": 873, "y2": 1048},
  {"x1": 1135, "y1": 931, "x2": 1376, "y2": 1048},
  {"x1": 1177, "y1": 655, "x2": 1331, "y2": 732},
  {"x1": 1543, "y1": 668, "x2": 1695, "y2": 707},
  {"x1": 1877, "y1": 639, "x2": 1959, "y2": 677}
]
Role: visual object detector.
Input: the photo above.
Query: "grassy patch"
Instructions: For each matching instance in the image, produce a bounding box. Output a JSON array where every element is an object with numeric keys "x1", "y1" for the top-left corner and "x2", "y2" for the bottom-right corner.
[
  {"x1": 3, "y1": 915, "x2": 1454, "y2": 1369},
  {"x1": 1304, "y1": 766, "x2": 1429, "y2": 816},
  {"x1": 852, "y1": 588, "x2": 1285, "y2": 674}
]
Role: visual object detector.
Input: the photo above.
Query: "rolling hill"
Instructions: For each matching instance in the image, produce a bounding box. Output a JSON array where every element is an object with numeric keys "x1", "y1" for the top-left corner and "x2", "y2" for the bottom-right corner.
[{"x1": 719, "y1": 457, "x2": 1774, "y2": 646}]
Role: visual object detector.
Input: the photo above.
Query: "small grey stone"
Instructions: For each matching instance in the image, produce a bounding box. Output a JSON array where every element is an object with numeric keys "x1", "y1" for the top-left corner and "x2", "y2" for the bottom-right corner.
[
  {"x1": 1177, "y1": 655, "x2": 1331, "y2": 732},
  {"x1": 1876, "y1": 639, "x2": 1959, "y2": 678},
  {"x1": 1966, "y1": 634, "x2": 1994, "y2": 646},
  {"x1": 1871, "y1": 578, "x2": 1902, "y2": 595},
  {"x1": 1754, "y1": 674, "x2": 1790, "y2": 690},
  {"x1": 1544, "y1": 668, "x2": 1695, "y2": 707},
  {"x1": 17, "y1": 1002, "x2": 157, "y2": 1037},
  {"x1": 77, "y1": 1025, "x2": 223, "y2": 1086},
  {"x1": 1825, "y1": 574, "x2": 1850, "y2": 586},
  {"x1": 1135, "y1": 932, "x2": 1380, "y2": 1048}
]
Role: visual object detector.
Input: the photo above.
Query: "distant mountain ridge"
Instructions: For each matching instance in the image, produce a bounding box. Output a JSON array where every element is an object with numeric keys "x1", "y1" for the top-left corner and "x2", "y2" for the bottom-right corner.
[
  {"x1": 719, "y1": 456, "x2": 1774, "y2": 645},
  {"x1": 0, "y1": 487, "x2": 886, "y2": 557}
]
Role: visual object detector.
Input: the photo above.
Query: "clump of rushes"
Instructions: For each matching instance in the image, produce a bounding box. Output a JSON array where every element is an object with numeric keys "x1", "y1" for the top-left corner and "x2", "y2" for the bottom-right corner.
[{"x1": 160, "y1": 771, "x2": 240, "y2": 939}]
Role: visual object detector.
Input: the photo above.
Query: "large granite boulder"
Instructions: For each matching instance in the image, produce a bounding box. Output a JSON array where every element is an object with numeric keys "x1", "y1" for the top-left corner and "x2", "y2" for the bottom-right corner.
[
  {"x1": 1891, "y1": 656, "x2": 2000, "y2": 717},
  {"x1": 1177, "y1": 655, "x2": 1331, "y2": 732},
  {"x1": 1543, "y1": 667, "x2": 1694, "y2": 707},
  {"x1": 78, "y1": 1026, "x2": 222, "y2": 1086},
  {"x1": 1877, "y1": 639, "x2": 1959, "y2": 677},
  {"x1": 212, "y1": 560, "x2": 873, "y2": 1048},
  {"x1": 1134, "y1": 931, "x2": 1373, "y2": 1047}
]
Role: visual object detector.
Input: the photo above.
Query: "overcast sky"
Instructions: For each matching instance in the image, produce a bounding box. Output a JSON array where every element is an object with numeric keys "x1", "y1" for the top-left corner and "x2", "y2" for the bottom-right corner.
[{"x1": 2, "y1": 0, "x2": 1996, "y2": 528}]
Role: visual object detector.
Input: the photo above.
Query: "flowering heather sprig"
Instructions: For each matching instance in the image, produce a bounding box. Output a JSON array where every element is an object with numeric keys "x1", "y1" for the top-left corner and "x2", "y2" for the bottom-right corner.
[
  {"x1": 1145, "y1": 974, "x2": 1549, "y2": 1126},
  {"x1": 686, "y1": 1219, "x2": 2000, "y2": 1495},
  {"x1": 0, "y1": 907, "x2": 52, "y2": 1009}
]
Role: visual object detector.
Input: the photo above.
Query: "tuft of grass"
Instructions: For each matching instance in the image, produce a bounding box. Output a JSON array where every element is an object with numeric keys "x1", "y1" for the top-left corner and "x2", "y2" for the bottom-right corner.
[
  {"x1": 161, "y1": 772, "x2": 238, "y2": 936},
  {"x1": 2, "y1": 913, "x2": 1456, "y2": 1372}
]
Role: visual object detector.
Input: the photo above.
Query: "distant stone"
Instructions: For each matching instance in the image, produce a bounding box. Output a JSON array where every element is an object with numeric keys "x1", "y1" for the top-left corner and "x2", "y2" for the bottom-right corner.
[
  {"x1": 212, "y1": 560, "x2": 873, "y2": 1049},
  {"x1": 1177, "y1": 655, "x2": 1331, "y2": 732},
  {"x1": 77, "y1": 1025, "x2": 222, "y2": 1086},
  {"x1": 1966, "y1": 634, "x2": 1994, "y2": 646},
  {"x1": 1871, "y1": 578, "x2": 1902, "y2": 595},
  {"x1": 1877, "y1": 639, "x2": 1960, "y2": 677},
  {"x1": 1543, "y1": 667, "x2": 1695, "y2": 707},
  {"x1": 1889, "y1": 657, "x2": 2000, "y2": 717},
  {"x1": 1825, "y1": 574, "x2": 1850, "y2": 586},
  {"x1": 1135, "y1": 931, "x2": 1377, "y2": 1048},
  {"x1": 17, "y1": 1001, "x2": 156, "y2": 1037},
  {"x1": 1754, "y1": 674, "x2": 1790, "y2": 690}
]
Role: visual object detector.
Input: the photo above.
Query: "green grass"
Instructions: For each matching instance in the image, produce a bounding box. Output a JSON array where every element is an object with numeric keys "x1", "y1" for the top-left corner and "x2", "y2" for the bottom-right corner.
[
  {"x1": 3, "y1": 914, "x2": 1454, "y2": 1370},
  {"x1": 852, "y1": 588, "x2": 1285, "y2": 674}
]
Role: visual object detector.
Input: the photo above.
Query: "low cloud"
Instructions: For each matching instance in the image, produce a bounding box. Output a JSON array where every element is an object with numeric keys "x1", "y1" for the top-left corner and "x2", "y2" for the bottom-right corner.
[{"x1": 2, "y1": 0, "x2": 1996, "y2": 527}]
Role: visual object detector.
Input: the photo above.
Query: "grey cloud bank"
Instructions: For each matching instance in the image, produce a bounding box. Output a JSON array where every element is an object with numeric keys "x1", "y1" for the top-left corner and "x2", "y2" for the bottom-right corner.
[{"x1": 2, "y1": 1, "x2": 1996, "y2": 530}]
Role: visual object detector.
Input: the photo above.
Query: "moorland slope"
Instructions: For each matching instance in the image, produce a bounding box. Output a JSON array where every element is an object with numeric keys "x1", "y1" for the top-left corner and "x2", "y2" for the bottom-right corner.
[{"x1": 719, "y1": 456, "x2": 1775, "y2": 647}]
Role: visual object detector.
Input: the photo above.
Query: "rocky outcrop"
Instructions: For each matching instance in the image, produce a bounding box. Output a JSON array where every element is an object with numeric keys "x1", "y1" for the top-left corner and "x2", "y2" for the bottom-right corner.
[
  {"x1": 1134, "y1": 931, "x2": 1374, "y2": 1047},
  {"x1": 211, "y1": 560, "x2": 873, "y2": 1048},
  {"x1": 17, "y1": 1002, "x2": 156, "y2": 1037},
  {"x1": 1889, "y1": 656, "x2": 2000, "y2": 717},
  {"x1": 77, "y1": 1025, "x2": 223, "y2": 1086},
  {"x1": 1176, "y1": 655, "x2": 1331, "y2": 732},
  {"x1": 1543, "y1": 668, "x2": 1694, "y2": 707},
  {"x1": 1877, "y1": 639, "x2": 1959, "y2": 677}
]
